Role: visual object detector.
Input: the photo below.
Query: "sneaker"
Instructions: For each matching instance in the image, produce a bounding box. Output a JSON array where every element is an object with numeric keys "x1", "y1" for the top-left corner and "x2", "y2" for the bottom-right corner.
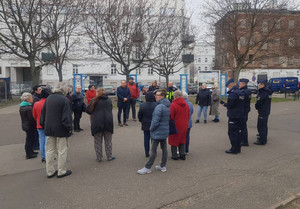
[
  {"x1": 137, "y1": 167, "x2": 151, "y2": 175},
  {"x1": 124, "y1": 123, "x2": 128, "y2": 126},
  {"x1": 195, "y1": 120, "x2": 199, "y2": 123},
  {"x1": 155, "y1": 165, "x2": 167, "y2": 172},
  {"x1": 118, "y1": 123, "x2": 123, "y2": 127},
  {"x1": 204, "y1": 120, "x2": 207, "y2": 124},
  {"x1": 107, "y1": 156, "x2": 116, "y2": 161}
]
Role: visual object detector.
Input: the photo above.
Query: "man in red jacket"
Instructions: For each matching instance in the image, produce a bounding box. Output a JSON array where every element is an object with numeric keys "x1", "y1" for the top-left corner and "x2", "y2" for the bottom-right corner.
[
  {"x1": 86, "y1": 84, "x2": 96, "y2": 105},
  {"x1": 32, "y1": 89, "x2": 49, "y2": 162},
  {"x1": 168, "y1": 91, "x2": 190, "y2": 160},
  {"x1": 127, "y1": 77, "x2": 140, "y2": 121}
]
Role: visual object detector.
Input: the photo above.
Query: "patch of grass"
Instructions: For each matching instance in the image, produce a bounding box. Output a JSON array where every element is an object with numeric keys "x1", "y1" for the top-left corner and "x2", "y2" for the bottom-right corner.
[
  {"x1": 271, "y1": 97, "x2": 295, "y2": 103},
  {"x1": 0, "y1": 98, "x2": 21, "y2": 109}
]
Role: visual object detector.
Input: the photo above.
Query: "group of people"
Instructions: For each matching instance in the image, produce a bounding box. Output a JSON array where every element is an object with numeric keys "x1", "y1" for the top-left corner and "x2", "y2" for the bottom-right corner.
[
  {"x1": 18, "y1": 76, "x2": 272, "y2": 178},
  {"x1": 221, "y1": 78, "x2": 272, "y2": 154}
]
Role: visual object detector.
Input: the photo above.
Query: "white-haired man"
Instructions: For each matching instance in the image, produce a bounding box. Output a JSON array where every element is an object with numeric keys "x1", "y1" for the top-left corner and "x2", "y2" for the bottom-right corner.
[{"x1": 40, "y1": 83, "x2": 73, "y2": 178}]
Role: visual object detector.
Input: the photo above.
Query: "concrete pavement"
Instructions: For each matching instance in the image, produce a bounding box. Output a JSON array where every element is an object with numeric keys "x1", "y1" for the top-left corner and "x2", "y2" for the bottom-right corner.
[{"x1": 0, "y1": 101, "x2": 300, "y2": 209}]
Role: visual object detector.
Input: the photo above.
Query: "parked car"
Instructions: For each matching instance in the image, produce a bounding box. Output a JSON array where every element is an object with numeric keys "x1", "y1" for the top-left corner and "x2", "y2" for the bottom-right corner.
[
  {"x1": 206, "y1": 83, "x2": 214, "y2": 92},
  {"x1": 188, "y1": 84, "x2": 198, "y2": 95},
  {"x1": 269, "y1": 77, "x2": 299, "y2": 93},
  {"x1": 247, "y1": 82, "x2": 258, "y2": 94},
  {"x1": 103, "y1": 85, "x2": 116, "y2": 95},
  {"x1": 11, "y1": 84, "x2": 31, "y2": 95}
]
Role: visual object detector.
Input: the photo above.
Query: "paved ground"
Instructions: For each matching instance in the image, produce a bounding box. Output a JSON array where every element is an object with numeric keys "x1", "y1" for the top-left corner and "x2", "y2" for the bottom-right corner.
[{"x1": 0, "y1": 101, "x2": 300, "y2": 209}]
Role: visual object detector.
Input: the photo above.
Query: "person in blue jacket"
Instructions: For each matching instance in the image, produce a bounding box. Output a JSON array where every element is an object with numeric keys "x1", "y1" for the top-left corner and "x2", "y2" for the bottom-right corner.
[
  {"x1": 221, "y1": 79, "x2": 245, "y2": 154},
  {"x1": 138, "y1": 93, "x2": 157, "y2": 157},
  {"x1": 117, "y1": 80, "x2": 131, "y2": 127},
  {"x1": 183, "y1": 92, "x2": 193, "y2": 154},
  {"x1": 239, "y1": 78, "x2": 252, "y2": 146},
  {"x1": 254, "y1": 79, "x2": 272, "y2": 145},
  {"x1": 138, "y1": 89, "x2": 170, "y2": 175}
]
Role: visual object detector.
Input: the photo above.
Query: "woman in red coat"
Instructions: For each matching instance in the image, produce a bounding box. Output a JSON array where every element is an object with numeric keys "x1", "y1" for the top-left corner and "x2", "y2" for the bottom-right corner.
[
  {"x1": 86, "y1": 84, "x2": 96, "y2": 105},
  {"x1": 168, "y1": 91, "x2": 190, "y2": 160}
]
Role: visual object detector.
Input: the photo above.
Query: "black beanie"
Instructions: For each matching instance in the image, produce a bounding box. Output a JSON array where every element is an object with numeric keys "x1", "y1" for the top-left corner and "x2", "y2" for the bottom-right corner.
[{"x1": 41, "y1": 89, "x2": 50, "y2": 98}]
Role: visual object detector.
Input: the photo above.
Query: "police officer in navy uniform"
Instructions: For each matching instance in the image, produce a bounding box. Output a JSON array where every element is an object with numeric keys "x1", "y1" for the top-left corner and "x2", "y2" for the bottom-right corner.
[
  {"x1": 221, "y1": 79, "x2": 245, "y2": 154},
  {"x1": 239, "y1": 78, "x2": 251, "y2": 146},
  {"x1": 254, "y1": 79, "x2": 272, "y2": 145}
]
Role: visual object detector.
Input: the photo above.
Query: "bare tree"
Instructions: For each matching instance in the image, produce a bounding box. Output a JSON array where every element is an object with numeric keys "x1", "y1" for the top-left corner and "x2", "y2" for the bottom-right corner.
[
  {"x1": 83, "y1": 0, "x2": 169, "y2": 81},
  {"x1": 0, "y1": 0, "x2": 51, "y2": 85},
  {"x1": 147, "y1": 11, "x2": 192, "y2": 85},
  {"x1": 43, "y1": 0, "x2": 86, "y2": 82},
  {"x1": 203, "y1": 0, "x2": 291, "y2": 81}
]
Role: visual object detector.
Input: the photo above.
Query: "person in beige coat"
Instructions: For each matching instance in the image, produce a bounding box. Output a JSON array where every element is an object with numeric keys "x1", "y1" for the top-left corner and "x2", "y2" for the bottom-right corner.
[{"x1": 210, "y1": 83, "x2": 220, "y2": 122}]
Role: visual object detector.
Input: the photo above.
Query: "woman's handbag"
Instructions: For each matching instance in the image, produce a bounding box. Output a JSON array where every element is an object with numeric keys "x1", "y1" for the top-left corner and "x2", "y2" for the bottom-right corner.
[{"x1": 169, "y1": 119, "x2": 178, "y2": 135}]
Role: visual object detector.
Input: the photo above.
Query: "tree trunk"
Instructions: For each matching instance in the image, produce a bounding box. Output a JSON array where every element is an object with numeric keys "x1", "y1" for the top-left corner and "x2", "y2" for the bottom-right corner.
[
  {"x1": 165, "y1": 75, "x2": 169, "y2": 86},
  {"x1": 57, "y1": 68, "x2": 63, "y2": 82},
  {"x1": 29, "y1": 59, "x2": 40, "y2": 86},
  {"x1": 233, "y1": 68, "x2": 241, "y2": 82},
  {"x1": 125, "y1": 73, "x2": 129, "y2": 82}
]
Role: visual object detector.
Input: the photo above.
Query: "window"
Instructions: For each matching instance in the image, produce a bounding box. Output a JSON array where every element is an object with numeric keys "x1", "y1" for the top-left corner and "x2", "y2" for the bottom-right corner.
[
  {"x1": 262, "y1": 42, "x2": 268, "y2": 50},
  {"x1": 135, "y1": 7, "x2": 141, "y2": 15},
  {"x1": 198, "y1": 67, "x2": 201, "y2": 71},
  {"x1": 73, "y1": 64, "x2": 78, "y2": 74},
  {"x1": 249, "y1": 54, "x2": 254, "y2": 64},
  {"x1": 170, "y1": 69, "x2": 174, "y2": 75},
  {"x1": 275, "y1": 21, "x2": 280, "y2": 29},
  {"x1": 0, "y1": 67, "x2": 2, "y2": 74},
  {"x1": 111, "y1": 64, "x2": 117, "y2": 75},
  {"x1": 240, "y1": 19, "x2": 246, "y2": 28},
  {"x1": 136, "y1": 68, "x2": 141, "y2": 75},
  {"x1": 89, "y1": 43, "x2": 95, "y2": 55},
  {"x1": 205, "y1": 58, "x2": 208, "y2": 63},
  {"x1": 240, "y1": 36, "x2": 246, "y2": 46},
  {"x1": 198, "y1": 58, "x2": 201, "y2": 63},
  {"x1": 167, "y1": 8, "x2": 175, "y2": 16},
  {"x1": 205, "y1": 67, "x2": 208, "y2": 70},
  {"x1": 262, "y1": 21, "x2": 268, "y2": 33},
  {"x1": 148, "y1": 67, "x2": 153, "y2": 75},
  {"x1": 288, "y1": 38, "x2": 295, "y2": 47},
  {"x1": 274, "y1": 38, "x2": 280, "y2": 47},
  {"x1": 212, "y1": 58, "x2": 215, "y2": 63},
  {"x1": 148, "y1": 7, "x2": 153, "y2": 15},
  {"x1": 97, "y1": 48, "x2": 102, "y2": 55},
  {"x1": 289, "y1": 20, "x2": 295, "y2": 29},
  {"x1": 11, "y1": 25, "x2": 18, "y2": 32},
  {"x1": 160, "y1": 7, "x2": 166, "y2": 15}
]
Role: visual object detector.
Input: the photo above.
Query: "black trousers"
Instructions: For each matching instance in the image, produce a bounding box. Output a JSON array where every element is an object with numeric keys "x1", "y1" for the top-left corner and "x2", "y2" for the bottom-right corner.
[
  {"x1": 25, "y1": 130, "x2": 35, "y2": 157},
  {"x1": 257, "y1": 115, "x2": 269, "y2": 144},
  {"x1": 73, "y1": 110, "x2": 82, "y2": 130},
  {"x1": 126, "y1": 98, "x2": 137, "y2": 119},
  {"x1": 240, "y1": 115, "x2": 248, "y2": 144},
  {"x1": 118, "y1": 102, "x2": 128, "y2": 124},
  {"x1": 33, "y1": 129, "x2": 40, "y2": 149},
  {"x1": 171, "y1": 144, "x2": 185, "y2": 158},
  {"x1": 228, "y1": 118, "x2": 242, "y2": 152}
]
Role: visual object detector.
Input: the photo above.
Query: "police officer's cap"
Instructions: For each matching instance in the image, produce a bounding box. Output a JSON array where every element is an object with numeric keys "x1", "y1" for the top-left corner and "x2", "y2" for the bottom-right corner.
[
  {"x1": 239, "y1": 78, "x2": 249, "y2": 83},
  {"x1": 226, "y1": 79, "x2": 235, "y2": 87},
  {"x1": 258, "y1": 79, "x2": 268, "y2": 85}
]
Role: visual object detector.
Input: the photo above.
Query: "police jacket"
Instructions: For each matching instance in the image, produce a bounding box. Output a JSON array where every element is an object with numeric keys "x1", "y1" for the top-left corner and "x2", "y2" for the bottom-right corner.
[
  {"x1": 166, "y1": 87, "x2": 177, "y2": 102},
  {"x1": 225, "y1": 86, "x2": 245, "y2": 119},
  {"x1": 196, "y1": 88, "x2": 211, "y2": 106},
  {"x1": 255, "y1": 86, "x2": 272, "y2": 116},
  {"x1": 240, "y1": 86, "x2": 251, "y2": 115}
]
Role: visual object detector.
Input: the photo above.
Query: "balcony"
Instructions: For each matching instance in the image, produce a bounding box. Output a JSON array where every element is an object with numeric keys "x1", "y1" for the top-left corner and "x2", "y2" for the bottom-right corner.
[
  {"x1": 182, "y1": 54, "x2": 194, "y2": 64},
  {"x1": 181, "y1": 35, "x2": 195, "y2": 45}
]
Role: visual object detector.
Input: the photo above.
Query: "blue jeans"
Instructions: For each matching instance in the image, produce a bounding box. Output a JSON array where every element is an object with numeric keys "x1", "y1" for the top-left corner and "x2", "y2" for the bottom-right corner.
[
  {"x1": 143, "y1": 131, "x2": 151, "y2": 156},
  {"x1": 37, "y1": 129, "x2": 47, "y2": 159},
  {"x1": 126, "y1": 98, "x2": 137, "y2": 119},
  {"x1": 185, "y1": 128, "x2": 191, "y2": 153},
  {"x1": 197, "y1": 106, "x2": 208, "y2": 121},
  {"x1": 215, "y1": 115, "x2": 219, "y2": 120}
]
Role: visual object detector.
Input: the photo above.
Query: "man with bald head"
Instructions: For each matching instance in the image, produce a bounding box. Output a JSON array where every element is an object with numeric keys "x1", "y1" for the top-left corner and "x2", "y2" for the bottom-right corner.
[{"x1": 166, "y1": 82, "x2": 177, "y2": 103}]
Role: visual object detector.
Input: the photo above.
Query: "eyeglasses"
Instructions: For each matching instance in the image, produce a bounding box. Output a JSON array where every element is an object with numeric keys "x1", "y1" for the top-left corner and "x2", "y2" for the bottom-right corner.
[{"x1": 155, "y1": 94, "x2": 162, "y2": 97}]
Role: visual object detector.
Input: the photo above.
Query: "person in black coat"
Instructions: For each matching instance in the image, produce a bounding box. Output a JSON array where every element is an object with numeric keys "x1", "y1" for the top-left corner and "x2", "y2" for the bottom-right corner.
[
  {"x1": 19, "y1": 93, "x2": 37, "y2": 159},
  {"x1": 138, "y1": 93, "x2": 157, "y2": 157},
  {"x1": 239, "y1": 78, "x2": 252, "y2": 146},
  {"x1": 221, "y1": 79, "x2": 245, "y2": 154},
  {"x1": 71, "y1": 85, "x2": 85, "y2": 132},
  {"x1": 40, "y1": 83, "x2": 73, "y2": 178},
  {"x1": 117, "y1": 80, "x2": 131, "y2": 126},
  {"x1": 195, "y1": 83, "x2": 211, "y2": 124},
  {"x1": 86, "y1": 87, "x2": 115, "y2": 162},
  {"x1": 254, "y1": 80, "x2": 272, "y2": 145},
  {"x1": 148, "y1": 80, "x2": 159, "y2": 93}
]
